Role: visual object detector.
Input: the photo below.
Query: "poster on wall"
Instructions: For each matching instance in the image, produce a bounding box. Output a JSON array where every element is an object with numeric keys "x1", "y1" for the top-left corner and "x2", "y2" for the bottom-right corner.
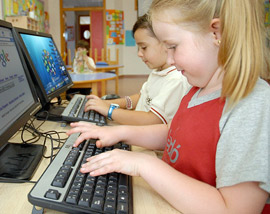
[
  {"x1": 265, "y1": 0, "x2": 270, "y2": 26},
  {"x1": 4, "y1": 0, "x2": 45, "y2": 32},
  {"x1": 106, "y1": 10, "x2": 125, "y2": 45}
]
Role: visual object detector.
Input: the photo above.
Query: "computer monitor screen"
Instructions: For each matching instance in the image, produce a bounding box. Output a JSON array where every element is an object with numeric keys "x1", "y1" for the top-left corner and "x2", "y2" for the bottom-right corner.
[
  {"x1": 14, "y1": 28, "x2": 73, "y2": 111},
  {"x1": 0, "y1": 20, "x2": 43, "y2": 181}
]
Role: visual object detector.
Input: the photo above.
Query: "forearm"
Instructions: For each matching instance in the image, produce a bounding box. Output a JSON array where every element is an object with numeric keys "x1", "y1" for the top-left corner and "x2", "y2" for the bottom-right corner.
[
  {"x1": 85, "y1": 60, "x2": 96, "y2": 70},
  {"x1": 105, "y1": 98, "x2": 126, "y2": 109},
  {"x1": 139, "y1": 156, "x2": 226, "y2": 213},
  {"x1": 139, "y1": 156, "x2": 267, "y2": 213},
  {"x1": 112, "y1": 108, "x2": 163, "y2": 125},
  {"x1": 120, "y1": 124, "x2": 168, "y2": 150}
]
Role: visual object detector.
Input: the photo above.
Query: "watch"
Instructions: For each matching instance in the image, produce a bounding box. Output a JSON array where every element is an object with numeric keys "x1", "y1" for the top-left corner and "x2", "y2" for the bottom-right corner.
[{"x1": 107, "y1": 103, "x2": 119, "y2": 120}]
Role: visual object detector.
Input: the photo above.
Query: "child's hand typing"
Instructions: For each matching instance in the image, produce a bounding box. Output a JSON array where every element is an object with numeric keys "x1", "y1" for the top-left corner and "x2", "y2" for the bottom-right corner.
[
  {"x1": 80, "y1": 149, "x2": 150, "y2": 177},
  {"x1": 84, "y1": 95, "x2": 110, "y2": 116},
  {"x1": 66, "y1": 121, "x2": 123, "y2": 148}
]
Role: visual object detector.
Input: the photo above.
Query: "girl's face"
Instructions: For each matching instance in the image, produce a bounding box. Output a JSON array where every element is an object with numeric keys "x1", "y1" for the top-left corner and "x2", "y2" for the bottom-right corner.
[
  {"x1": 77, "y1": 47, "x2": 87, "y2": 53},
  {"x1": 152, "y1": 19, "x2": 220, "y2": 88},
  {"x1": 134, "y1": 28, "x2": 168, "y2": 70}
]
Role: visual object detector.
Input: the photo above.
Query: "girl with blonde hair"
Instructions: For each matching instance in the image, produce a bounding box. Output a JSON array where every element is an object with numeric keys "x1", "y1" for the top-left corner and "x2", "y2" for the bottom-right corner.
[{"x1": 67, "y1": 0, "x2": 270, "y2": 213}]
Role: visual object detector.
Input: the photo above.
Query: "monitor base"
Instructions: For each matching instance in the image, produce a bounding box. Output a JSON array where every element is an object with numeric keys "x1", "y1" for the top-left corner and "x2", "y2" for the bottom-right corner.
[
  {"x1": 35, "y1": 104, "x2": 65, "y2": 122},
  {"x1": 0, "y1": 143, "x2": 44, "y2": 182}
]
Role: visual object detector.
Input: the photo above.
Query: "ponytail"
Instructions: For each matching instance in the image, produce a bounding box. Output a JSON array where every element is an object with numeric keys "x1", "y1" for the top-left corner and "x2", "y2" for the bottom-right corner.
[{"x1": 219, "y1": 0, "x2": 269, "y2": 107}]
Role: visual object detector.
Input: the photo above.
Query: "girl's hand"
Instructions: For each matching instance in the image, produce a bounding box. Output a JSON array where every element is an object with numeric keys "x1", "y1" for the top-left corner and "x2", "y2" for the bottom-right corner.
[
  {"x1": 81, "y1": 149, "x2": 150, "y2": 177},
  {"x1": 84, "y1": 95, "x2": 110, "y2": 116},
  {"x1": 66, "y1": 121, "x2": 123, "y2": 148}
]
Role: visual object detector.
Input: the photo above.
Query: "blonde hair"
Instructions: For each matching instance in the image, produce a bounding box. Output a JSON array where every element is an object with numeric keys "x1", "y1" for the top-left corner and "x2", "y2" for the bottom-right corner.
[{"x1": 150, "y1": 0, "x2": 270, "y2": 107}]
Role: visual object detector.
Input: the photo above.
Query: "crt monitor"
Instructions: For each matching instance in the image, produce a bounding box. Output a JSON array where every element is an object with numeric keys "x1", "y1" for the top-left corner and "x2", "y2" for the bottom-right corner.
[
  {"x1": 0, "y1": 20, "x2": 43, "y2": 181},
  {"x1": 13, "y1": 27, "x2": 73, "y2": 118}
]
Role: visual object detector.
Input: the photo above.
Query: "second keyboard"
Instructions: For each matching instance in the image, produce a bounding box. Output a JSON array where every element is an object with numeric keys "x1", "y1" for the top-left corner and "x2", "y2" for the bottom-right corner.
[{"x1": 61, "y1": 94, "x2": 107, "y2": 125}]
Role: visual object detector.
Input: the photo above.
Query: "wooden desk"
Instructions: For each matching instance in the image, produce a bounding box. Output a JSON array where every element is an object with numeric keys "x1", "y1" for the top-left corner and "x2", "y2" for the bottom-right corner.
[
  {"x1": 95, "y1": 64, "x2": 124, "y2": 95},
  {"x1": 0, "y1": 120, "x2": 180, "y2": 214},
  {"x1": 69, "y1": 72, "x2": 117, "y2": 97}
]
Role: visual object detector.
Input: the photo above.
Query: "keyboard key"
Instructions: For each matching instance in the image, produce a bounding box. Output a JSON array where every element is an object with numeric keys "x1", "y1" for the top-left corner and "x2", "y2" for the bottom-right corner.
[
  {"x1": 117, "y1": 202, "x2": 128, "y2": 214},
  {"x1": 83, "y1": 111, "x2": 90, "y2": 120},
  {"x1": 45, "y1": 189, "x2": 60, "y2": 200},
  {"x1": 119, "y1": 174, "x2": 128, "y2": 188},
  {"x1": 104, "y1": 200, "x2": 116, "y2": 213},
  {"x1": 82, "y1": 186, "x2": 94, "y2": 195},
  {"x1": 66, "y1": 192, "x2": 79, "y2": 204},
  {"x1": 91, "y1": 196, "x2": 104, "y2": 211},
  {"x1": 107, "y1": 189, "x2": 117, "y2": 196},
  {"x1": 69, "y1": 187, "x2": 80, "y2": 195},
  {"x1": 52, "y1": 177, "x2": 65, "y2": 187},
  {"x1": 118, "y1": 194, "x2": 128, "y2": 203},
  {"x1": 78, "y1": 193, "x2": 91, "y2": 207},
  {"x1": 94, "y1": 188, "x2": 106, "y2": 198},
  {"x1": 118, "y1": 186, "x2": 128, "y2": 196},
  {"x1": 106, "y1": 195, "x2": 116, "y2": 202}
]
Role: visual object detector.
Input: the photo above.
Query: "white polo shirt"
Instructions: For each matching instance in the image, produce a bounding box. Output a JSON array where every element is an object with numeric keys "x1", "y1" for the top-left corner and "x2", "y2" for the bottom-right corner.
[{"x1": 135, "y1": 66, "x2": 190, "y2": 124}]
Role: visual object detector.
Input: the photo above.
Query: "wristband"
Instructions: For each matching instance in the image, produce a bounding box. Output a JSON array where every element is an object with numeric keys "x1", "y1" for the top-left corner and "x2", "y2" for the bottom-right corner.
[
  {"x1": 107, "y1": 103, "x2": 119, "y2": 120},
  {"x1": 125, "y1": 96, "x2": 133, "y2": 110}
]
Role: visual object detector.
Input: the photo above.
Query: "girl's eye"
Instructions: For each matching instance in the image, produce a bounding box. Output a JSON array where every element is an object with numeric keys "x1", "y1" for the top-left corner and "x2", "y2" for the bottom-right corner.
[{"x1": 167, "y1": 45, "x2": 176, "y2": 50}]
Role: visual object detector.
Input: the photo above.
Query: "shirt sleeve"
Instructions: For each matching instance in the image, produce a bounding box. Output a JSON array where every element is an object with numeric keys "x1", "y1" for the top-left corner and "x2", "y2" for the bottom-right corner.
[
  {"x1": 216, "y1": 80, "x2": 270, "y2": 194},
  {"x1": 150, "y1": 73, "x2": 190, "y2": 124},
  {"x1": 87, "y1": 57, "x2": 96, "y2": 70}
]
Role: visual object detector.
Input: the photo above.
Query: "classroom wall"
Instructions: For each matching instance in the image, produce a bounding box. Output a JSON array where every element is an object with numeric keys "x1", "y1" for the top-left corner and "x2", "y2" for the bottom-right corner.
[
  {"x1": 48, "y1": 0, "x2": 149, "y2": 76},
  {"x1": 48, "y1": 0, "x2": 61, "y2": 57},
  {"x1": 0, "y1": 1, "x2": 3, "y2": 19}
]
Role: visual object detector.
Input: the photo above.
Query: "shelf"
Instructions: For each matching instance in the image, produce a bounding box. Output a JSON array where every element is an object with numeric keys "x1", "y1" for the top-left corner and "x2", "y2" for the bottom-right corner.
[{"x1": 5, "y1": 16, "x2": 39, "y2": 31}]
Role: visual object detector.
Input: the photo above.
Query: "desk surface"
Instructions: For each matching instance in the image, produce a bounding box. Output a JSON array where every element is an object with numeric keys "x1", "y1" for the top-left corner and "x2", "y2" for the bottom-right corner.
[
  {"x1": 69, "y1": 72, "x2": 116, "y2": 83},
  {"x1": 95, "y1": 64, "x2": 124, "y2": 70},
  {"x1": 0, "y1": 120, "x2": 180, "y2": 214},
  {"x1": 66, "y1": 64, "x2": 124, "y2": 72}
]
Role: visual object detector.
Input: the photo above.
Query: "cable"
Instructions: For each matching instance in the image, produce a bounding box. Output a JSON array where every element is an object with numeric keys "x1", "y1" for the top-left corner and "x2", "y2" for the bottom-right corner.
[
  {"x1": 19, "y1": 116, "x2": 69, "y2": 164},
  {"x1": 0, "y1": 177, "x2": 37, "y2": 184}
]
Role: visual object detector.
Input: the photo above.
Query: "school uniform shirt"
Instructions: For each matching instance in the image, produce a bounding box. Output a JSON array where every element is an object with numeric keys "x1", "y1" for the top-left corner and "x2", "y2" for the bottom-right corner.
[
  {"x1": 162, "y1": 78, "x2": 270, "y2": 213},
  {"x1": 73, "y1": 55, "x2": 96, "y2": 73},
  {"x1": 135, "y1": 66, "x2": 190, "y2": 124}
]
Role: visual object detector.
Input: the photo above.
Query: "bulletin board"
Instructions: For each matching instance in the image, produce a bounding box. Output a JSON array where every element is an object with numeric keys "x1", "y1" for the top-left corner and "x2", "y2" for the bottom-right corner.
[
  {"x1": 4, "y1": 0, "x2": 44, "y2": 17},
  {"x1": 4, "y1": 0, "x2": 45, "y2": 32},
  {"x1": 106, "y1": 10, "x2": 125, "y2": 45},
  {"x1": 265, "y1": 0, "x2": 270, "y2": 27}
]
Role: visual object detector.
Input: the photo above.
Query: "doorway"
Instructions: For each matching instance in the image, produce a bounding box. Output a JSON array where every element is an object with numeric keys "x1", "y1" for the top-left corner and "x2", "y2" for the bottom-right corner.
[{"x1": 60, "y1": 0, "x2": 106, "y2": 66}]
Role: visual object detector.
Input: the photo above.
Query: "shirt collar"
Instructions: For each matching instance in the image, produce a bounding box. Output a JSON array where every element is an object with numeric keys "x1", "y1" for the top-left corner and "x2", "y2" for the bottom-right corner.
[{"x1": 152, "y1": 66, "x2": 177, "y2": 76}]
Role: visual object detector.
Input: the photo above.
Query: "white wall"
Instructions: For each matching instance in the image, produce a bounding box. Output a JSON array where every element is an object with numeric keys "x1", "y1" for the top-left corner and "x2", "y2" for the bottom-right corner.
[
  {"x1": 66, "y1": 11, "x2": 75, "y2": 63},
  {"x1": 0, "y1": 0, "x2": 3, "y2": 19},
  {"x1": 47, "y1": 0, "x2": 149, "y2": 76},
  {"x1": 48, "y1": 0, "x2": 61, "y2": 55}
]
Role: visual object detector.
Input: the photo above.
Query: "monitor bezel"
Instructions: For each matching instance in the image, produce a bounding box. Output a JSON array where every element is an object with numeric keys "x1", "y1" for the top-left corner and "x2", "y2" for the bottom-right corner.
[
  {"x1": 13, "y1": 27, "x2": 73, "y2": 108},
  {"x1": 0, "y1": 20, "x2": 42, "y2": 149}
]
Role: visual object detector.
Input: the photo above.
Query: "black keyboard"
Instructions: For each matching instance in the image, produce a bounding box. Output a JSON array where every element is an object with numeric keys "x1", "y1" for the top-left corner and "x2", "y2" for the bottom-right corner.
[
  {"x1": 28, "y1": 132, "x2": 133, "y2": 214},
  {"x1": 61, "y1": 94, "x2": 107, "y2": 125}
]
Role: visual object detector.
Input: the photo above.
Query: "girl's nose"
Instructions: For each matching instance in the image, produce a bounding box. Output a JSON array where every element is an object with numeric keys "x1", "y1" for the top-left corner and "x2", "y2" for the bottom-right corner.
[
  {"x1": 166, "y1": 50, "x2": 175, "y2": 66},
  {"x1": 137, "y1": 49, "x2": 143, "y2": 58}
]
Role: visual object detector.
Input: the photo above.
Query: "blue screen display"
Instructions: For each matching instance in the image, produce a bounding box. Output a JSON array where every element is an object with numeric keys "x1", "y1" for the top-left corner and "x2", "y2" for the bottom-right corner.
[{"x1": 20, "y1": 34, "x2": 71, "y2": 95}]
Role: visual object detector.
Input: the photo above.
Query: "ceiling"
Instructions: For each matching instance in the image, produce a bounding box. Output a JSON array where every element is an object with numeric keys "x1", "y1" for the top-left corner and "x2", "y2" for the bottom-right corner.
[{"x1": 63, "y1": 0, "x2": 103, "y2": 8}]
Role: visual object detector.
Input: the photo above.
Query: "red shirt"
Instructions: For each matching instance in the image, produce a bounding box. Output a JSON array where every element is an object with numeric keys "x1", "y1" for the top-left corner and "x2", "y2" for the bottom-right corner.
[{"x1": 162, "y1": 87, "x2": 269, "y2": 213}]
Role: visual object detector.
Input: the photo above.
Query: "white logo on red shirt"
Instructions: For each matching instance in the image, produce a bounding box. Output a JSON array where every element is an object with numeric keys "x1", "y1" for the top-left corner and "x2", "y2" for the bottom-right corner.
[{"x1": 166, "y1": 130, "x2": 181, "y2": 163}]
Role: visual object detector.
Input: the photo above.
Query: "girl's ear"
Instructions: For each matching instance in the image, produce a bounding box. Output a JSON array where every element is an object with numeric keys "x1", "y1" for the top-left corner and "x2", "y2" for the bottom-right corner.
[{"x1": 210, "y1": 18, "x2": 221, "y2": 46}]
